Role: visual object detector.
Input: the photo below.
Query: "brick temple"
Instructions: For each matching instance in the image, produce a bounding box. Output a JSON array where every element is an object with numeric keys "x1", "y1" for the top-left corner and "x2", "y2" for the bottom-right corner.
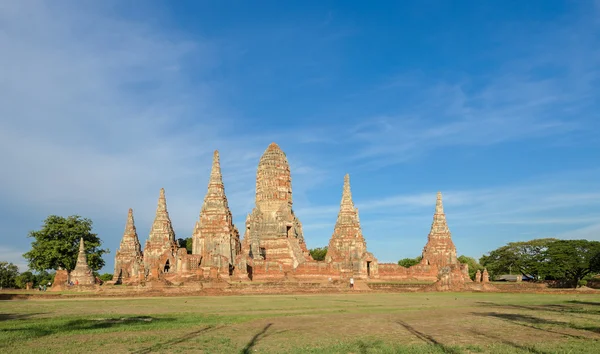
[{"x1": 111, "y1": 142, "x2": 471, "y2": 287}]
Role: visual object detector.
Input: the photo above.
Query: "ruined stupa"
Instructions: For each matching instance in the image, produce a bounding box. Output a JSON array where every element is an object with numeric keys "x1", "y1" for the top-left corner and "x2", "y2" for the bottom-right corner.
[
  {"x1": 113, "y1": 208, "x2": 144, "y2": 283},
  {"x1": 70, "y1": 237, "x2": 95, "y2": 285},
  {"x1": 238, "y1": 143, "x2": 310, "y2": 274},
  {"x1": 325, "y1": 174, "x2": 377, "y2": 278},
  {"x1": 143, "y1": 188, "x2": 178, "y2": 278},
  {"x1": 420, "y1": 192, "x2": 459, "y2": 268},
  {"x1": 192, "y1": 150, "x2": 241, "y2": 275}
]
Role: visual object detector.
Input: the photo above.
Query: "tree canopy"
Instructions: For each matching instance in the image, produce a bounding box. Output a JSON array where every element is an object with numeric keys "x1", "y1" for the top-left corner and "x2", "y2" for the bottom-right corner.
[
  {"x1": 543, "y1": 239, "x2": 600, "y2": 287},
  {"x1": 23, "y1": 215, "x2": 109, "y2": 272},
  {"x1": 15, "y1": 270, "x2": 56, "y2": 289},
  {"x1": 177, "y1": 238, "x2": 193, "y2": 254},
  {"x1": 398, "y1": 256, "x2": 422, "y2": 268},
  {"x1": 309, "y1": 247, "x2": 328, "y2": 261},
  {"x1": 479, "y1": 238, "x2": 556, "y2": 280},
  {"x1": 480, "y1": 238, "x2": 600, "y2": 287},
  {"x1": 0, "y1": 262, "x2": 19, "y2": 288}
]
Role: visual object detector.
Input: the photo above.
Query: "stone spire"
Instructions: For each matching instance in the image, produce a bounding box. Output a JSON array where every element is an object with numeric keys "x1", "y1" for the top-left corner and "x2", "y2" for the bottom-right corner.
[
  {"x1": 240, "y1": 142, "x2": 308, "y2": 272},
  {"x1": 70, "y1": 237, "x2": 94, "y2": 285},
  {"x1": 203, "y1": 150, "x2": 228, "y2": 209},
  {"x1": 255, "y1": 142, "x2": 293, "y2": 212},
  {"x1": 113, "y1": 208, "x2": 143, "y2": 282},
  {"x1": 192, "y1": 150, "x2": 241, "y2": 268},
  {"x1": 430, "y1": 192, "x2": 451, "y2": 236},
  {"x1": 325, "y1": 174, "x2": 375, "y2": 274},
  {"x1": 148, "y1": 188, "x2": 176, "y2": 244},
  {"x1": 335, "y1": 174, "x2": 361, "y2": 229},
  {"x1": 421, "y1": 191, "x2": 458, "y2": 268},
  {"x1": 119, "y1": 208, "x2": 142, "y2": 254}
]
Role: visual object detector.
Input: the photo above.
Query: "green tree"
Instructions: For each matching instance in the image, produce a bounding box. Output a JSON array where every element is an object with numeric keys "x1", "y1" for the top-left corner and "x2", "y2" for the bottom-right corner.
[
  {"x1": 15, "y1": 271, "x2": 36, "y2": 289},
  {"x1": 458, "y1": 255, "x2": 484, "y2": 280},
  {"x1": 98, "y1": 273, "x2": 113, "y2": 282},
  {"x1": 177, "y1": 238, "x2": 193, "y2": 254},
  {"x1": 23, "y1": 215, "x2": 109, "y2": 272},
  {"x1": 35, "y1": 270, "x2": 55, "y2": 287},
  {"x1": 309, "y1": 247, "x2": 328, "y2": 261},
  {"x1": 480, "y1": 238, "x2": 556, "y2": 280},
  {"x1": 0, "y1": 262, "x2": 20, "y2": 289},
  {"x1": 398, "y1": 256, "x2": 422, "y2": 268},
  {"x1": 544, "y1": 240, "x2": 600, "y2": 288}
]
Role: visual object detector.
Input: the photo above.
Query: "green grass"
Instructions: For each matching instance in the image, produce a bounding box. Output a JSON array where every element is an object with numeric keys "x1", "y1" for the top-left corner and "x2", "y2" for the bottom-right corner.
[{"x1": 1, "y1": 292, "x2": 599, "y2": 353}]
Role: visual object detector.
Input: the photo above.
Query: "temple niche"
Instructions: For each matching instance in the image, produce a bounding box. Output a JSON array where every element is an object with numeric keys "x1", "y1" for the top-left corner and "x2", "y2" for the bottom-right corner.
[
  {"x1": 113, "y1": 208, "x2": 144, "y2": 284},
  {"x1": 235, "y1": 143, "x2": 311, "y2": 280},
  {"x1": 324, "y1": 174, "x2": 377, "y2": 279},
  {"x1": 192, "y1": 150, "x2": 241, "y2": 277}
]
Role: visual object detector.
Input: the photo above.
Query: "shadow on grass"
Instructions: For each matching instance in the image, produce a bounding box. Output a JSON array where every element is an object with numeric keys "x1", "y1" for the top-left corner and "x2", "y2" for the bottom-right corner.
[
  {"x1": 567, "y1": 300, "x2": 600, "y2": 306},
  {"x1": 241, "y1": 323, "x2": 272, "y2": 354},
  {"x1": 0, "y1": 313, "x2": 47, "y2": 321},
  {"x1": 470, "y1": 329, "x2": 548, "y2": 354},
  {"x1": 0, "y1": 316, "x2": 176, "y2": 347},
  {"x1": 475, "y1": 301, "x2": 600, "y2": 316},
  {"x1": 396, "y1": 320, "x2": 461, "y2": 354},
  {"x1": 131, "y1": 325, "x2": 219, "y2": 354},
  {"x1": 473, "y1": 312, "x2": 598, "y2": 338}
]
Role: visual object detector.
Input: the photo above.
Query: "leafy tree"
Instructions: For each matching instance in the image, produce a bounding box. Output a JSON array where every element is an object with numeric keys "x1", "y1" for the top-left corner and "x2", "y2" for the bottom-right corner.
[
  {"x1": 98, "y1": 273, "x2": 113, "y2": 282},
  {"x1": 177, "y1": 238, "x2": 193, "y2": 254},
  {"x1": 398, "y1": 256, "x2": 422, "y2": 268},
  {"x1": 15, "y1": 271, "x2": 36, "y2": 289},
  {"x1": 23, "y1": 215, "x2": 109, "y2": 272},
  {"x1": 544, "y1": 240, "x2": 600, "y2": 288},
  {"x1": 458, "y1": 255, "x2": 484, "y2": 280},
  {"x1": 0, "y1": 262, "x2": 19, "y2": 288},
  {"x1": 309, "y1": 247, "x2": 328, "y2": 261},
  {"x1": 480, "y1": 238, "x2": 556, "y2": 280},
  {"x1": 35, "y1": 270, "x2": 55, "y2": 287}
]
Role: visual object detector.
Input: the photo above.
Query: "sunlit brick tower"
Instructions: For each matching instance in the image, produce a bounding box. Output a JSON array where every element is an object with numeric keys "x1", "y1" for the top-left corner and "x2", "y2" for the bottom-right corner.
[
  {"x1": 113, "y1": 208, "x2": 144, "y2": 283},
  {"x1": 192, "y1": 150, "x2": 241, "y2": 275},
  {"x1": 325, "y1": 174, "x2": 377, "y2": 278}
]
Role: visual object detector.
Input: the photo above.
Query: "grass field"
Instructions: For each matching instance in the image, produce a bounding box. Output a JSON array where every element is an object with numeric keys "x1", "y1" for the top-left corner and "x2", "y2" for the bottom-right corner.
[{"x1": 1, "y1": 292, "x2": 599, "y2": 353}]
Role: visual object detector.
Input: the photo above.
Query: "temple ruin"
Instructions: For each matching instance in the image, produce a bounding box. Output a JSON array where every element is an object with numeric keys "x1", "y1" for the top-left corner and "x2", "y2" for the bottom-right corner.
[
  {"x1": 323, "y1": 174, "x2": 376, "y2": 278},
  {"x1": 192, "y1": 150, "x2": 241, "y2": 277},
  {"x1": 113, "y1": 208, "x2": 143, "y2": 283},
  {"x1": 107, "y1": 142, "x2": 471, "y2": 290},
  {"x1": 70, "y1": 238, "x2": 95, "y2": 285}
]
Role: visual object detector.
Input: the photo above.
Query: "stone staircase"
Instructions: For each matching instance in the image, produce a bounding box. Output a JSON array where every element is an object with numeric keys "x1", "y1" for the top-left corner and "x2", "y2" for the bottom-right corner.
[{"x1": 352, "y1": 279, "x2": 371, "y2": 291}]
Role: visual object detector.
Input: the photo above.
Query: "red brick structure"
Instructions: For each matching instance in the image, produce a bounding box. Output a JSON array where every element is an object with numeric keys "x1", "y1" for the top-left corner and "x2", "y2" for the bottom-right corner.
[
  {"x1": 192, "y1": 150, "x2": 241, "y2": 277},
  {"x1": 324, "y1": 174, "x2": 377, "y2": 279},
  {"x1": 70, "y1": 238, "x2": 95, "y2": 285},
  {"x1": 142, "y1": 188, "x2": 181, "y2": 280},
  {"x1": 420, "y1": 192, "x2": 459, "y2": 268},
  {"x1": 234, "y1": 143, "x2": 311, "y2": 280},
  {"x1": 110, "y1": 142, "x2": 476, "y2": 291},
  {"x1": 113, "y1": 208, "x2": 144, "y2": 283}
]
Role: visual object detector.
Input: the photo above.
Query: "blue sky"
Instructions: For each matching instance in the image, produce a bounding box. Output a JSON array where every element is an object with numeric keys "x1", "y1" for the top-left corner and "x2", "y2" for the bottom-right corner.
[{"x1": 1, "y1": 1, "x2": 599, "y2": 272}]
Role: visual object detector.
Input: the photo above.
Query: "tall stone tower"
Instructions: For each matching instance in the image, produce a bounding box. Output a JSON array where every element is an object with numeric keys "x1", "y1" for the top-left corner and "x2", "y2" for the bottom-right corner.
[
  {"x1": 143, "y1": 188, "x2": 178, "y2": 275},
  {"x1": 325, "y1": 174, "x2": 376, "y2": 277},
  {"x1": 420, "y1": 192, "x2": 458, "y2": 268},
  {"x1": 192, "y1": 150, "x2": 241, "y2": 273},
  {"x1": 70, "y1": 237, "x2": 95, "y2": 285},
  {"x1": 113, "y1": 208, "x2": 144, "y2": 282},
  {"x1": 241, "y1": 142, "x2": 309, "y2": 270}
]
